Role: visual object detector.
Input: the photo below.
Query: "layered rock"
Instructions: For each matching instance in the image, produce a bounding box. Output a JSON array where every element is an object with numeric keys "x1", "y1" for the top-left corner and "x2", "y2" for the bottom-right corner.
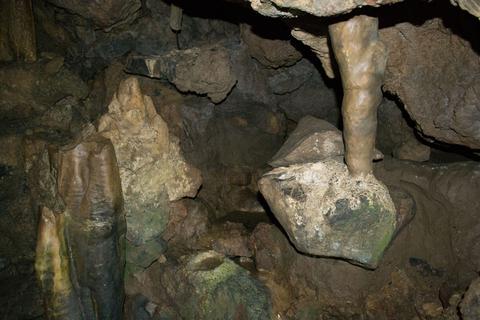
[{"x1": 98, "y1": 77, "x2": 202, "y2": 269}]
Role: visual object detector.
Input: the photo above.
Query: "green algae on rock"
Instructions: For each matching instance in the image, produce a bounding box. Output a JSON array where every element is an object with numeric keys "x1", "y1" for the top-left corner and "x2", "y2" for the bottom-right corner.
[{"x1": 259, "y1": 159, "x2": 397, "y2": 268}]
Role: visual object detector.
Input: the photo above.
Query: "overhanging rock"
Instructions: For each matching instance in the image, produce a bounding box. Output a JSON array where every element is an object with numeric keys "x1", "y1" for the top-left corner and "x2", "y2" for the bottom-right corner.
[{"x1": 259, "y1": 159, "x2": 397, "y2": 268}]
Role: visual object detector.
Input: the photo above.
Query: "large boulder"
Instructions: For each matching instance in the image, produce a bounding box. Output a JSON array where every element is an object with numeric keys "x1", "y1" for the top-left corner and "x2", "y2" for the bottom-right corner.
[
  {"x1": 382, "y1": 17, "x2": 480, "y2": 149},
  {"x1": 98, "y1": 77, "x2": 202, "y2": 269},
  {"x1": 259, "y1": 159, "x2": 397, "y2": 268}
]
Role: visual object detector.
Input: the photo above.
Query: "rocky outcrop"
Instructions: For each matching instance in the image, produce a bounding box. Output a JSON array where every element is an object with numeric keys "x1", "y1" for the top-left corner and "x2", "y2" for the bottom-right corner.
[
  {"x1": 126, "y1": 45, "x2": 237, "y2": 103},
  {"x1": 46, "y1": 0, "x2": 141, "y2": 29},
  {"x1": 98, "y1": 77, "x2": 202, "y2": 269},
  {"x1": 259, "y1": 159, "x2": 397, "y2": 268},
  {"x1": 382, "y1": 18, "x2": 480, "y2": 149}
]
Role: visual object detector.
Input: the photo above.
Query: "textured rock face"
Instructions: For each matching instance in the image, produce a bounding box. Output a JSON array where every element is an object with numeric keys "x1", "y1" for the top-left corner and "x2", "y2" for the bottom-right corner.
[
  {"x1": 382, "y1": 18, "x2": 480, "y2": 149},
  {"x1": 461, "y1": 278, "x2": 480, "y2": 320},
  {"x1": 98, "y1": 77, "x2": 202, "y2": 267},
  {"x1": 126, "y1": 45, "x2": 237, "y2": 103},
  {"x1": 0, "y1": 56, "x2": 88, "y2": 124},
  {"x1": 259, "y1": 159, "x2": 397, "y2": 268},
  {"x1": 240, "y1": 23, "x2": 302, "y2": 68},
  {"x1": 269, "y1": 116, "x2": 343, "y2": 167},
  {"x1": 46, "y1": 0, "x2": 141, "y2": 28}
]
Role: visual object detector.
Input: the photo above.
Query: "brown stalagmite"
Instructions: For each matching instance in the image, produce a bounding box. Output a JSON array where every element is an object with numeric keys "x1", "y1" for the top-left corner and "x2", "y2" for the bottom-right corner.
[
  {"x1": 35, "y1": 207, "x2": 83, "y2": 320},
  {"x1": 35, "y1": 133, "x2": 126, "y2": 320},
  {"x1": 329, "y1": 16, "x2": 387, "y2": 176}
]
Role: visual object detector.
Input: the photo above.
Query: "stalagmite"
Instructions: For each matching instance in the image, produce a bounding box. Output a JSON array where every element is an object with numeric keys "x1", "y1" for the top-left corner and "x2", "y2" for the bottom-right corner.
[
  {"x1": 329, "y1": 15, "x2": 387, "y2": 176},
  {"x1": 35, "y1": 134, "x2": 126, "y2": 320},
  {"x1": 35, "y1": 207, "x2": 83, "y2": 320}
]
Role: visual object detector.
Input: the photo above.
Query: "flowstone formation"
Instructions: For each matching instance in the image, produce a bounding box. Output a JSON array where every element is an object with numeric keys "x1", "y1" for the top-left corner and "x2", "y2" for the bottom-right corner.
[
  {"x1": 260, "y1": 16, "x2": 398, "y2": 268},
  {"x1": 34, "y1": 132, "x2": 126, "y2": 319},
  {"x1": 98, "y1": 77, "x2": 202, "y2": 272}
]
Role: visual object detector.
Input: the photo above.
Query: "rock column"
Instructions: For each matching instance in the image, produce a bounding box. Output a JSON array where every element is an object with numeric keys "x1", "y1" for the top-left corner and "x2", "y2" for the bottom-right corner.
[{"x1": 329, "y1": 16, "x2": 387, "y2": 176}]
